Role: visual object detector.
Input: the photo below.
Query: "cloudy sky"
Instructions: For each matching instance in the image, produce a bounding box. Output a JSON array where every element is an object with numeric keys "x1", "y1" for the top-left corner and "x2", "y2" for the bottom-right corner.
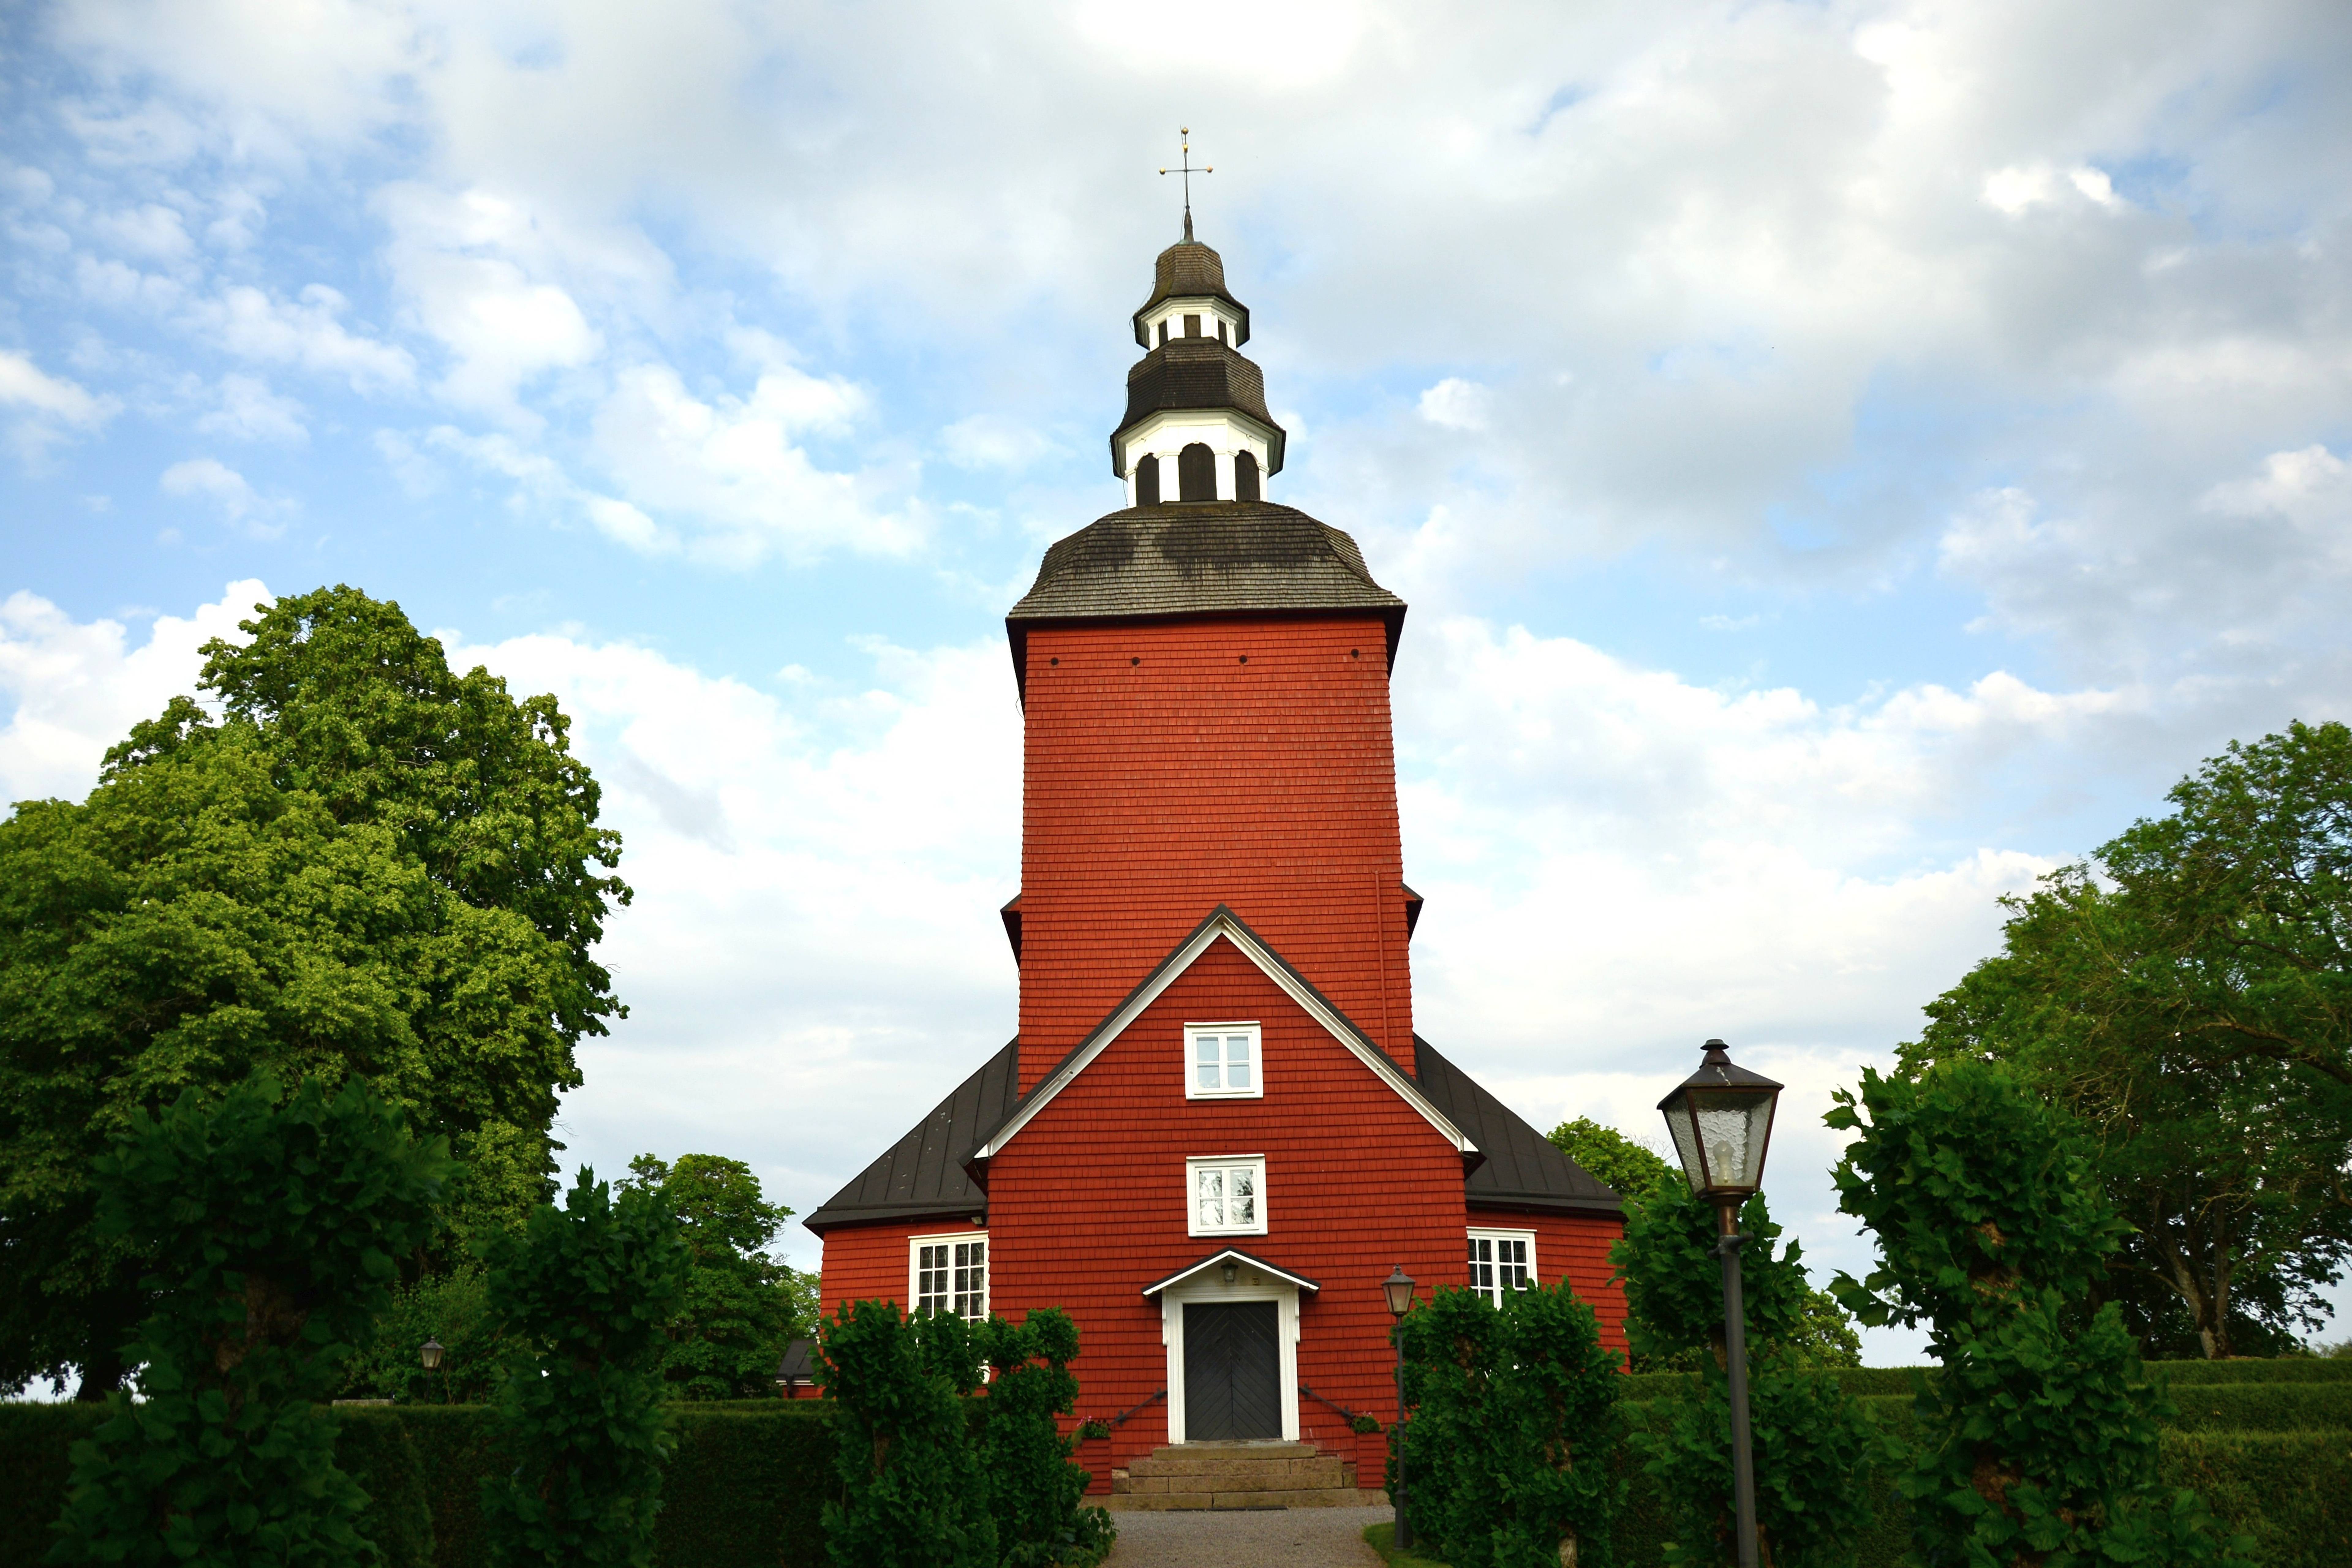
[{"x1": 5, "y1": 0, "x2": 2350, "y2": 1363}]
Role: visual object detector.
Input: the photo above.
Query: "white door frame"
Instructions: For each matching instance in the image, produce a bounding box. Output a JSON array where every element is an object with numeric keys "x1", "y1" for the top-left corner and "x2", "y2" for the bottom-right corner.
[{"x1": 1159, "y1": 1271, "x2": 1301, "y2": 1443}]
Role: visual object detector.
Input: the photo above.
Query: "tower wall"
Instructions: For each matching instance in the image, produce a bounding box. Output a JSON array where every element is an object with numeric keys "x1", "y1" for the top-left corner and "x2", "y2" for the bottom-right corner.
[{"x1": 1016, "y1": 613, "x2": 1415, "y2": 1090}]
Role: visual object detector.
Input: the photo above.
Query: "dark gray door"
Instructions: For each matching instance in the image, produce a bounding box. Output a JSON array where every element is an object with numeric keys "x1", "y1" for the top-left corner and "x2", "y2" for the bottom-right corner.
[{"x1": 1184, "y1": 1301, "x2": 1281, "y2": 1441}]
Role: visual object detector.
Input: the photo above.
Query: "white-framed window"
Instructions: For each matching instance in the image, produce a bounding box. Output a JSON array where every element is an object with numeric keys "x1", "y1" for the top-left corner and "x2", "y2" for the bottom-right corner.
[
  {"x1": 911, "y1": 1233, "x2": 988, "y2": 1318},
  {"x1": 1186, "y1": 1022, "x2": 1262, "y2": 1099},
  {"x1": 1467, "y1": 1230, "x2": 1535, "y2": 1307},
  {"x1": 1187, "y1": 1156, "x2": 1268, "y2": 1236}
]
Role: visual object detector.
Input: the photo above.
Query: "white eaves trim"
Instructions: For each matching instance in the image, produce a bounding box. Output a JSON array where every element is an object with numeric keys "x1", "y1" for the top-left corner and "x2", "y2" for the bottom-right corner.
[{"x1": 973, "y1": 909, "x2": 1476, "y2": 1159}]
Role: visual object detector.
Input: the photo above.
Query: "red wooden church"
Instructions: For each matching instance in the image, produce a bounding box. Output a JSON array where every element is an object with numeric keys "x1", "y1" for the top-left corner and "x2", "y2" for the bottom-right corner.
[{"x1": 806, "y1": 218, "x2": 1628, "y2": 1483}]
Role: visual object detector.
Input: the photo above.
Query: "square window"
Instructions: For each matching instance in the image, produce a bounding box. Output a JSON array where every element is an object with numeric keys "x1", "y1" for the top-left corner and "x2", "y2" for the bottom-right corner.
[
  {"x1": 1185, "y1": 1023, "x2": 1262, "y2": 1098},
  {"x1": 1467, "y1": 1230, "x2": 1534, "y2": 1308},
  {"x1": 1188, "y1": 1156, "x2": 1268, "y2": 1236},
  {"x1": 912, "y1": 1234, "x2": 987, "y2": 1317}
]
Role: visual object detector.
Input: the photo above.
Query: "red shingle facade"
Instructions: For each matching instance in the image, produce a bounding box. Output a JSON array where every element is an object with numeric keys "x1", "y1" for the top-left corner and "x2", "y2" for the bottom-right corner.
[{"x1": 806, "y1": 228, "x2": 1626, "y2": 1488}]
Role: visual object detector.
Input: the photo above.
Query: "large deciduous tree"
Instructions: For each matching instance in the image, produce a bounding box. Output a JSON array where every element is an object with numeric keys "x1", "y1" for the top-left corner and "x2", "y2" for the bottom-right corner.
[
  {"x1": 624, "y1": 1152, "x2": 813, "y2": 1399},
  {"x1": 0, "y1": 585, "x2": 628, "y2": 1397},
  {"x1": 1902, "y1": 720, "x2": 2352, "y2": 1358}
]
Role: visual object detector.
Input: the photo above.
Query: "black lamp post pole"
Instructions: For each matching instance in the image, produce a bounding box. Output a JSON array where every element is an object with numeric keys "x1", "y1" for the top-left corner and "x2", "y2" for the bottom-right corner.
[
  {"x1": 1393, "y1": 1328, "x2": 1412, "y2": 1551},
  {"x1": 1716, "y1": 1202, "x2": 1758, "y2": 1568}
]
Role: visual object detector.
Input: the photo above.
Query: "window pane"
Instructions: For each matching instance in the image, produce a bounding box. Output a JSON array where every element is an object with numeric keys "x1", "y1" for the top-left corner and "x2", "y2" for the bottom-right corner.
[
  {"x1": 1198, "y1": 1169, "x2": 1224, "y2": 1227},
  {"x1": 1227, "y1": 1036, "x2": 1252, "y2": 1089},
  {"x1": 1231, "y1": 1168, "x2": 1255, "y2": 1225}
]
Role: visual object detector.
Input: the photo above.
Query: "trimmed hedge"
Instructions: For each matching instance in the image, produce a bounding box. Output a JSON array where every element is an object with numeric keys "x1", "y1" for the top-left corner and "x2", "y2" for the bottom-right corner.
[
  {"x1": 1618, "y1": 1355, "x2": 2352, "y2": 1406},
  {"x1": 6, "y1": 1374, "x2": 2347, "y2": 1567}
]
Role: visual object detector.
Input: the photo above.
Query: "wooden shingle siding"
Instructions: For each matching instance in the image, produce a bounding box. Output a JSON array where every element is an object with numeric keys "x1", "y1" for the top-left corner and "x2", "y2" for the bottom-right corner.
[
  {"x1": 990, "y1": 940, "x2": 1465, "y2": 1473},
  {"x1": 1016, "y1": 615, "x2": 1415, "y2": 1089}
]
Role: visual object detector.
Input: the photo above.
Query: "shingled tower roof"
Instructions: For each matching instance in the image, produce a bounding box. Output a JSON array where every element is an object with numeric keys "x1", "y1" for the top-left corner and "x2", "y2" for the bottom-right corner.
[{"x1": 1011, "y1": 225, "x2": 1403, "y2": 694}]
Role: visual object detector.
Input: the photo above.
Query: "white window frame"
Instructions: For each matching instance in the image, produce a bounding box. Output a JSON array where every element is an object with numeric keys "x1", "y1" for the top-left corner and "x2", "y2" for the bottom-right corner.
[
  {"x1": 1185, "y1": 1021, "x2": 1264, "y2": 1099},
  {"x1": 909, "y1": 1231, "x2": 989, "y2": 1318},
  {"x1": 1467, "y1": 1228, "x2": 1536, "y2": 1308},
  {"x1": 1186, "y1": 1155, "x2": 1269, "y2": 1237}
]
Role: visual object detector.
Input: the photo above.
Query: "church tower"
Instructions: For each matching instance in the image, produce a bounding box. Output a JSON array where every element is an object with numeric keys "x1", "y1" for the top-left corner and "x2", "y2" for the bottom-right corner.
[
  {"x1": 1004, "y1": 225, "x2": 1418, "y2": 1088},
  {"x1": 807, "y1": 215, "x2": 1625, "y2": 1480}
]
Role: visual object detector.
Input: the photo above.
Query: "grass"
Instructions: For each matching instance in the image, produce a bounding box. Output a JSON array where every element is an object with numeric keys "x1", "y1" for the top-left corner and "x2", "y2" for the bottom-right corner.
[{"x1": 1362, "y1": 1520, "x2": 1450, "y2": 1566}]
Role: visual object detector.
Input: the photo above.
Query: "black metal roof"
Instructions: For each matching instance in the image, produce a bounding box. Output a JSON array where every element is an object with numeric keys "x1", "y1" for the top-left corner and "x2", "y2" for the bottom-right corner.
[
  {"x1": 1412, "y1": 1036, "x2": 1623, "y2": 1216},
  {"x1": 1003, "y1": 502, "x2": 1407, "y2": 699},
  {"x1": 1133, "y1": 236, "x2": 1250, "y2": 347},
  {"x1": 1110, "y1": 337, "x2": 1285, "y2": 475},
  {"x1": 802, "y1": 1038, "x2": 1019, "y2": 1233}
]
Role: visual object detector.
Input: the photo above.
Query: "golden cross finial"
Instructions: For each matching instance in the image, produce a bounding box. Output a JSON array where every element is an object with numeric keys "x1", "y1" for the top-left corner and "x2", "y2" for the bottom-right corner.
[{"x1": 1159, "y1": 126, "x2": 1212, "y2": 241}]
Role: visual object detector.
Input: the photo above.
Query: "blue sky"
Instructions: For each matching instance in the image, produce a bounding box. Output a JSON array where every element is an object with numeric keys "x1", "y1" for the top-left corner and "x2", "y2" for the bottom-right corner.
[{"x1": 5, "y1": 0, "x2": 2351, "y2": 1364}]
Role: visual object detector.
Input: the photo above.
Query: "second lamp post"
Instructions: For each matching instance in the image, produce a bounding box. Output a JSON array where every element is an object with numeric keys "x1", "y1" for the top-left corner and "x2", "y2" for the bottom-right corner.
[{"x1": 1657, "y1": 1038, "x2": 1783, "y2": 1568}]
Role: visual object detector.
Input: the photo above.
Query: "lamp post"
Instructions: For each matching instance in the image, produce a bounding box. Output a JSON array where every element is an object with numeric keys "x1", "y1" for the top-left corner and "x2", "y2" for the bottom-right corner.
[
  {"x1": 1657, "y1": 1039, "x2": 1783, "y2": 1568},
  {"x1": 419, "y1": 1336, "x2": 446, "y2": 1405},
  {"x1": 1381, "y1": 1264, "x2": 1417, "y2": 1551}
]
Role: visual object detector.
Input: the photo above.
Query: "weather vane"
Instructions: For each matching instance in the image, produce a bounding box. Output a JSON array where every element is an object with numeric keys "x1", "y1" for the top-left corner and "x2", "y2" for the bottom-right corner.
[{"x1": 1159, "y1": 126, "x2": 1211, "y2": 241}]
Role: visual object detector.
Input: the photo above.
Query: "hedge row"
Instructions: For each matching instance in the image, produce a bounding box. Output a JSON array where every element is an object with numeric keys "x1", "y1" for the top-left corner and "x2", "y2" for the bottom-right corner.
[
  {"x1": 1615, "y1": 1354, "x2": 2352, "y2": 1405},
  {"x1": 9, "y1": 1374, "x2": 2347, "y2": 1568},
  {"x1": 1610, "y1": 1392, "x2": 2352, "y2": 1568}
]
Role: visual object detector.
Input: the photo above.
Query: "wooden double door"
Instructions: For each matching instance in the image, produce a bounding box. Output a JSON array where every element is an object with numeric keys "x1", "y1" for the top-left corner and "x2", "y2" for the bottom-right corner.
[{"x1": 1182, "y1": 1301, "x2": 1282, "y2": 1441}]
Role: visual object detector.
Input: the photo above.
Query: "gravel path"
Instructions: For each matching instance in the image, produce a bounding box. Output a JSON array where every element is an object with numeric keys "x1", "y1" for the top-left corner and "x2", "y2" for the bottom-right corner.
[{"x1": 1101, "y1": 1504, "x2": 1391, "y2": 1567}]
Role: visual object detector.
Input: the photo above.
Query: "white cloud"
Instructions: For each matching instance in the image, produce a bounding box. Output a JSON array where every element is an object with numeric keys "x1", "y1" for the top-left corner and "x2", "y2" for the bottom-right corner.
[
  {"x1": 941, "y1": 414, "x2": 1059, "y2": 471},
  {"x1": 0, "y1": 349, "x2": 117, "y2": 439},
  {"x1": 189, "y1": 284, "x2": 415, "y2": 392},
  {"x1": 160, "y1": 456, "x2": 292, "y2": 535},
  {"x1": 194, "y1": 373, "x2": 307, "y2": 442},
  {"x1": 0, "y1": 581, "x2": 267, "y2": 804},
  {"x1": 1417, "y1": 377, "x2": 1490, "y2": 432},
  {"x1": 590, "y1": 363, "x2": 922, "y2": 565}
]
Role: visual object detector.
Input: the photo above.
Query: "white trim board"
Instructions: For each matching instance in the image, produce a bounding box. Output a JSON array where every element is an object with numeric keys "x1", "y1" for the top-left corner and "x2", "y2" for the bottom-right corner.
[{"x1": 973, "y1": 910, "x2": 1475, "y2": 1160}]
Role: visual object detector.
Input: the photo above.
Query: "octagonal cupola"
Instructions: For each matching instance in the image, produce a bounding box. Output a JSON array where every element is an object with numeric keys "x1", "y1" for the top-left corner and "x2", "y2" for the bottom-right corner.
[{"x1": 1111, "y1": 222, "x2": 1289, "y2": 505}]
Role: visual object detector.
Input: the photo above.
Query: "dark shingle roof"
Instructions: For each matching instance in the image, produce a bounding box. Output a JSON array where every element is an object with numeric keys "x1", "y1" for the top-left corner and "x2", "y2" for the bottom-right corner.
[
  {"x1": 1004, "y1": 502, "x2": 1406, "y2": 695},
  {"x1": 802, "y1": 1039, "x2": 1020, "y2": 1232},
  {"x1": 1133, "y1": 237, "x2": 1250, "y2": 347},
  {"x1": 1413, "y1": 1036, "x2": 1623, "y2": 1216},
  {"x1": 1110, "y1": 338, "x2": 1285, "y2": 474}
]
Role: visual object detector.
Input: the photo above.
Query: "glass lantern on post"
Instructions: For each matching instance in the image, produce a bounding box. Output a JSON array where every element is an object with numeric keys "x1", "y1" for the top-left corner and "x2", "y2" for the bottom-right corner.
[
  {"x1": 1657, "y1": 1040, "x2": 1783, "y2": 1568},
  {"x1": 1381, "y1": 1265, "x2": 1417, "y2": 1550}
]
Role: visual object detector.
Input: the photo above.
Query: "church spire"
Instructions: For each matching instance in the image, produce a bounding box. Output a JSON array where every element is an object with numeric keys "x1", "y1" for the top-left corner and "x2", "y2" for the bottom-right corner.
[
  {"x1": 1160, "y1": 126, "x2": 1209, "y2": 243},
  {"x1": 1113, "y1": 209, "x2": 1287, "y2": 507}
]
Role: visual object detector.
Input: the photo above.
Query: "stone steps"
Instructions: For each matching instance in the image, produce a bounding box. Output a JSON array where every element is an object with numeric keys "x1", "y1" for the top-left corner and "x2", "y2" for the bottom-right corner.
[{"x1": 1104, "y1": 1441, "x2": 1386, "y2": 1511}]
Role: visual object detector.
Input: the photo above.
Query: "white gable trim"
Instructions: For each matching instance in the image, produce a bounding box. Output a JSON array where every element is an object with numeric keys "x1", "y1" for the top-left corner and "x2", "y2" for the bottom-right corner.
[{"x1": 973, "y1": 910, "x2": 1475, "y2": 1159}]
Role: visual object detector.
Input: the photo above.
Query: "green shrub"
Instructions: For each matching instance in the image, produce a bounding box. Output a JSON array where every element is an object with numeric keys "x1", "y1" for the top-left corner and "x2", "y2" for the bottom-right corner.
[
  {"x1": 479, "y1": 1167, "x2": 689, "y2": 1568},
  {"x1": 979, "y1": 1309, "x2": 1114, "y2": 1567},
  {"x1": 50, "y1": 1072, "x2": 451, "y2": 1568},
  {"x1": 391, "y1": 1405, "x2": 503, "y2": 1568},
  {"x1": 819, "y1": 1301, "x2": 995, "y2": 1568},
  {"x1": 2161, "y1": 1431, "x2": 2352, "y2": 1568},
  {"x1": 1830, "y1": 1061, "x2": 2250, "y2": 1567},
  {"x1": 1395, "y1": 1276, "x2": 1622, "y2": 1568}
]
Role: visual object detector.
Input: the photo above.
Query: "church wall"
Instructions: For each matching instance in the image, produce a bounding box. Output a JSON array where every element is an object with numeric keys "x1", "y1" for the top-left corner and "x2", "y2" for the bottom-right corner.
[
  {"x1": 1464, "y1": 1204, "x2": 1631, "y2": 1365},
  {"x1": 986, "y1": 938, "x2": 1466, "y2": 1479},
  {"x1": 1016, "y1": 613, "x2": 1415, "y2": 1091}
]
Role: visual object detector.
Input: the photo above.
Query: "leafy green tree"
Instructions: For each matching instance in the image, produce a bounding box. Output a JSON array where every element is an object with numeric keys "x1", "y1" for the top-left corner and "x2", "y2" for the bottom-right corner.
[
  {"x1": 1903, "y1": 721, "x2": 2352, "y2": 1358},
  {"x1": 1549, "y1": 1116, "x2": 1678, "y2": 1197},
  {"x1": 1829, "y1": 1060, "x2": 2248, "y2": 1568},
  {"x1": 480, "y1": 1168, "x2": 688, "y2": 1568},
  {"x1": 1393, "y1": 1277, "x2": 1624, "y2": 1568},
  {"x1": 0, "y1": 585, "x2": 628, "y2": 1397},
  {"x1": 1567, "y1": 1118, "x2": 1859, "y2": 1370},
  {"x1": 1611, "y1": 1180, "x2": 1876, "y2": 1567},
  {"x1": 337, "y1": 1265, "x2": 511, "y2": 1405},
  {"x1": 622, "y1": 1152, "x2": 809, "y2": 1399},
  {"x1": 820, "y1": 1298, "x2": 997, "y2": 1568},
  {"x1": 50, "y1": 1072, "x2": 450, "y2": 1566}
]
